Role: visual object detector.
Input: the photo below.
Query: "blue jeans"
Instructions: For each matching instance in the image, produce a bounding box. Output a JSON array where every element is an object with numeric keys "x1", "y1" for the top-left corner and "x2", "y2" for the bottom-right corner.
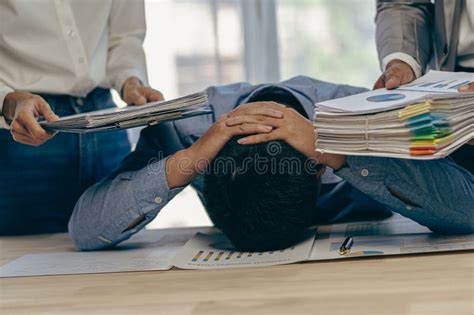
[{"x1": 0, "y1": 88, "x2": 131, "y2": 235}]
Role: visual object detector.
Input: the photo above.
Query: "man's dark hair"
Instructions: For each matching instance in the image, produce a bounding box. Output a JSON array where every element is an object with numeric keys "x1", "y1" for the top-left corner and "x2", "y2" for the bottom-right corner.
[{"x1": 203, "y1": 88, "x2": 321, "y2": 251}]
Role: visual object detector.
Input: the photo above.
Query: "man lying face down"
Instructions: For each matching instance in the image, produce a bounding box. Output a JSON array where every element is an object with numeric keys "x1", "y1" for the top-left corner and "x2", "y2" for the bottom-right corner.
[
  {"x1": 203, "y1": 91, "x2": 326, "y2": 251},
  {"x1": 68, "y1": 77, "x2": 474, "y2": 251}
]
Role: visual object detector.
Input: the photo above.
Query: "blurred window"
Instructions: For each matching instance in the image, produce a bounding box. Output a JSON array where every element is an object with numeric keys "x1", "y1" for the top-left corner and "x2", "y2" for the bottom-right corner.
[
  {"x1": 277, "y1": 0, "x2": 379, "y2": 88},
  {"x1": 141, "y1": 0, "x2": 379, "y2": 229},
  {"x1": 144, "y1": 0, "x2": 245, "y2": 98}
]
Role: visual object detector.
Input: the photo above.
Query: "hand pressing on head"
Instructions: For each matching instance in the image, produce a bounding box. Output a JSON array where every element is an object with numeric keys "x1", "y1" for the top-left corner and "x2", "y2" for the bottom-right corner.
[
  {"x1": 121, "y1": 77, "x2": 164, "y2": 105},
  {"x1": 2, "y1": 92, "x2": 59, "y2": 146},
  {"x1": 225, "y1": 102, "x2": 316, "y2": 159},
  {"x1": 225, "y1": 102, "x2": 347, "y2": 170},
  {"x1": 165, "y1": 103, "x2": 285, "y2": 189},
  {"x1": 373, "y1": 59, "x2": 416, "y2": 90}
]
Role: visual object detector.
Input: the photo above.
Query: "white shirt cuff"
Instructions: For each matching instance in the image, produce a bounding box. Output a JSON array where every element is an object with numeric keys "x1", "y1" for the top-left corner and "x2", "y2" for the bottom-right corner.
[
  {"x1": 0, "y1": 85, "x2": 14, "y2": 130},
  {"x1": 382, "y1": 53, "x2": 423, "y2": 79}
]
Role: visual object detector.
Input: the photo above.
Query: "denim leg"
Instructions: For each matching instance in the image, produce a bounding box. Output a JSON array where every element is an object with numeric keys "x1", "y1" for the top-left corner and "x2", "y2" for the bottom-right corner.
[
  {"x1": 0, "y1": 89, "x2": 130, "y2": 235},
  {"x1": 83, "y1": 89, "x2": 131, "y2": 182},
  {"x1": 0, "y1": 126, "x2": 81, "y2": 234}
]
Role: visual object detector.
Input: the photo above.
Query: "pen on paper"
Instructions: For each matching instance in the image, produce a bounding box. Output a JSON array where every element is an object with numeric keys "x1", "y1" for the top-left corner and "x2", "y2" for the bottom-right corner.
[{"x1": 339, "y1": 236, "x2": 353, "y2": 255}]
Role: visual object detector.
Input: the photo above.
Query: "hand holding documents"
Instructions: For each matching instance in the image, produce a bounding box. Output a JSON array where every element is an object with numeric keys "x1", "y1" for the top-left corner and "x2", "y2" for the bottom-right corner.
[
  {"x1": 314, "y1": 71, "x2": 474, "y2": 159},
  {"x1": 40, "y1": 92, "x2": 210, "y2": 133}
]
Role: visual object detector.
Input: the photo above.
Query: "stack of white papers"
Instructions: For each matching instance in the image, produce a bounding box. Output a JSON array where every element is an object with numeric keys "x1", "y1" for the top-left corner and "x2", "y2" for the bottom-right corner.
[
  {"x1": 40, "y1": 92, "x2": 211, "y2": 133},
  {"x1": 314, "y1": 71, "x2": 474, "y2": 159}
]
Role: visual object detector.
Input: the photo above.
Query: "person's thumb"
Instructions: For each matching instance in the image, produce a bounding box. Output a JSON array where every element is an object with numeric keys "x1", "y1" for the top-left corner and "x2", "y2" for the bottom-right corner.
[
  {"x1": 127, "y1": 90, "x2": 147, "y2": 105},
  {"x1": 38, "y1": 100, "x2": 59, "y2": 122},
  {"x1": 135, "y1": 95, "x2": 147, "y2": 105},
  {"x1": 385, "y1": 71, "x2": 402, "y2": 90},
  {"x1": 458, "y1": 82, "x2": 473, "y2": 92}
]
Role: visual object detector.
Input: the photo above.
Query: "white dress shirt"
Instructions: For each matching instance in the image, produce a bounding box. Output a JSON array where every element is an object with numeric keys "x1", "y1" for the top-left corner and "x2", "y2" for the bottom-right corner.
[
  {"x1": 382, "y1": 0, "x2": 474, "y2": 77},
  {"x1": 0, "y1": 0, "x2": 148, "y2": 128}
]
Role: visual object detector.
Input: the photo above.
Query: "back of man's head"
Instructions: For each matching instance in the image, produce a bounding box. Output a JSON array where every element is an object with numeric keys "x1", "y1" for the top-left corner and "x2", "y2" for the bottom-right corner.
[{"x1": 203, "y1": 88, "x2": 320, "y2": 251}]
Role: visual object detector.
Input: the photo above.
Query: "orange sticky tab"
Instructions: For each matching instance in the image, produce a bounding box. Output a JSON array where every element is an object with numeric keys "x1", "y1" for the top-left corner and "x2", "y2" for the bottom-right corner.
[{"x1": 411, "y1": 149, "x2": 436, "y2": 155}]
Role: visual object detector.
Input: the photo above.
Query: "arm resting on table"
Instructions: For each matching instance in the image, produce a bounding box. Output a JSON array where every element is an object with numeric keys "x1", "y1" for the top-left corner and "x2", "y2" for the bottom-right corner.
[
  {"x1": 336, "y1": 156, "x2": 474, "y2": 234},
  {"x1": 68, "y1": 157, "x2": 184, "y2": 250}
]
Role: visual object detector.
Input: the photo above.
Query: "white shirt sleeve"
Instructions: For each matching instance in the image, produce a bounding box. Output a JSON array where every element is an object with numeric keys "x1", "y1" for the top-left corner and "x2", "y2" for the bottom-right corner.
[
  {"x1": 0, "y1": 83, "x2": 14, "y2": 130},
  {"x1": 106, "y1": 0, "x2": 149, "y2": 95},
  {"x1": 382, "y1": 52, "x2": 423, "y2": 79}
]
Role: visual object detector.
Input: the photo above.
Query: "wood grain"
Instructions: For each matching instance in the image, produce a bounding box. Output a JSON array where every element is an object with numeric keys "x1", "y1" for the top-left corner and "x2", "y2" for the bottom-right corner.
[{"x1": 1, "y1": 233, "x2": 473, "y2": 315}]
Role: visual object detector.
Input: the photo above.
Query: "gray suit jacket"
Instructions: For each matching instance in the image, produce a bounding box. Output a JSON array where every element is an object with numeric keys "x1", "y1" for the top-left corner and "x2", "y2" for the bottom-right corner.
[{"x1": 376, "y1": 0, "x2": 464, "y2": 72}]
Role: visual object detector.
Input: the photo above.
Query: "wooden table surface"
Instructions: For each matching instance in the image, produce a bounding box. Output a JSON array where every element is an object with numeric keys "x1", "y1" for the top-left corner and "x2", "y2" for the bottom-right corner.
[{"x1": 0, "y1": 233, "x2": 473, "y2": 315}]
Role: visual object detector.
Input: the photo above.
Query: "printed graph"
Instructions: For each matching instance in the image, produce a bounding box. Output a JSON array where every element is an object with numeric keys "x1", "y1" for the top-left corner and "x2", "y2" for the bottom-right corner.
[
  {"x1": 172, "y1": 231, "x2": 316, "y2": 269},
  {"x1": 402, "y1": 78, "x2": 472, "y2": 92},
  {"x1": 367, "y1": 93, "x2": 406, "y2": 102},
  {"x1": 190, "y1": 247, "x2": 295, "y2": 263}
]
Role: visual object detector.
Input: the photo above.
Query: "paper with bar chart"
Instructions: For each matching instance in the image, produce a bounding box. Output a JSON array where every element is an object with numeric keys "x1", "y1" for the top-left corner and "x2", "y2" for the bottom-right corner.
[
  {"x1": 399, "y1": 71, "x2": 473, "y2": 93},
  {"x1": 172, "y1": 231, "x2": 316, "y2": 269}
]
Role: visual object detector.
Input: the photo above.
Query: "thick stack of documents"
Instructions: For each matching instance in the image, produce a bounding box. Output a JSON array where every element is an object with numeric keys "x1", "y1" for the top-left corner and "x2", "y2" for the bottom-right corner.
[
  {"x1": 40, "y1": 92, "x2": 210, "y2": 133},
  {"x1": 314, "y1": 71, "x2": 474, "y2": 159}
]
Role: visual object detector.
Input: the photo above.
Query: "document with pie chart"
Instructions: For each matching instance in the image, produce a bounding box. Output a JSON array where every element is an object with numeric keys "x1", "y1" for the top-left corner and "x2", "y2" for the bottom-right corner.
[{"x1": 314, "y1": 70, "x2": 473, "y2": 159}]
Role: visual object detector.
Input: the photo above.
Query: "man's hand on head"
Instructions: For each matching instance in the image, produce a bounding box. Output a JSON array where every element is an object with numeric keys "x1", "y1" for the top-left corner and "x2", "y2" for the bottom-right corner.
[
  {"x1": 121, "y1": 76, "x2": 164, "y2": 105},
  {"x1": 3, "y1": 91, "x2": 59, "y2": 146},
  {"x1": 225, "y1": 102, "x2": 348, "y2": 170},
  {"x1": 165, "y1": 104, "x2": 283, "y2": 189},
  {"x1": 373, "y1": 59, "x2": 416, "y2": 90},
  {"x1": 187, "y1": 105, "x2": 283, "y2": 171},
  {"x1": 226, "y1": 102, "x2": 317, "y2": 158}
]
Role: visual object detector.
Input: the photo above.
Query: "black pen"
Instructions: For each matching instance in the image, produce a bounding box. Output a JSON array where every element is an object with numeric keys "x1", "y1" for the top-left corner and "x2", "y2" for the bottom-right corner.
[{"x1": 339, "y1": 236, "x2": 354, "y2": 255}]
